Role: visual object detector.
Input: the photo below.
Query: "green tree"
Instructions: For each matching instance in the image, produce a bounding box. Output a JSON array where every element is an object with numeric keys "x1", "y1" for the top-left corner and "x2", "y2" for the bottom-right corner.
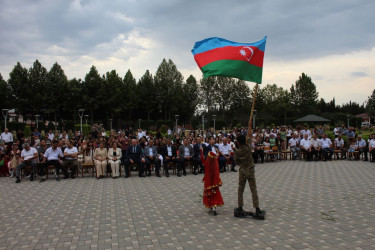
[
  {"x1": 230, "y1": 80, "x2": 251, "y2": 125},
  {"x1": 182, "y1": 75, "x2": 199, "y2": 124},
  {"x1": 28, "y1": 60, "x2": 49, "y2": 117},
  {"x1": 290, "y1": 73, "x2": 319, "y2": 115},
  {"x1": 257, "y1": 84, "x2": 290, "y2": 125},
  {"x1": 0, "y1": 73, "x2": 13, "y2": 110},
  {"x1": 8, "y1": 62, "x2": 29, "y2": 116},
  {"x1": 123, "y1": 70, "x2": 138, "y2": 121},
  {"x1": 64, "y1": 78, "x2": 83, "y2": 122},
  {"x1": 154, "y1": 59, "x2": 184, "y2": 120},
  {"x1": 215, "y1": 76, "x2": 236, "y2": 112},
  {"x1": 137, "y1": 70, "x2": 156, "y2": 120},
  {"x1": 366, "y1": 89, "x2": 375, "y2": 119},
  {"x1": 82, "y1": 66, "x2": 103, "y2": 123},
  {"x1": 199, "y1": 76, "x2": 218, "y2": 113},
  {"x1": 46, "y1": 62, "x2": 68, "y2": 124},
  {"x1": 340, "y1": 101, "x2": 365, "y2": 115},
  {"x1": 102, "y1": 70, "x2": 124, "y2": 122}
]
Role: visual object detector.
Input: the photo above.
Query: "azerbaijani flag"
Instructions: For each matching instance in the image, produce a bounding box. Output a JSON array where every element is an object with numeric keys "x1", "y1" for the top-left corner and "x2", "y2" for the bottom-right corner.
[{"x1": 191, "y1": 36, "x2": 266, "y2": 84}]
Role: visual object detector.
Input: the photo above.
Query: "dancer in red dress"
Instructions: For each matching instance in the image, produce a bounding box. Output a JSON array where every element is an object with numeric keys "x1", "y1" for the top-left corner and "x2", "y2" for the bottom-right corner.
[{"x1": 202, "y1": 138, "x2": 224, "y2": 215}]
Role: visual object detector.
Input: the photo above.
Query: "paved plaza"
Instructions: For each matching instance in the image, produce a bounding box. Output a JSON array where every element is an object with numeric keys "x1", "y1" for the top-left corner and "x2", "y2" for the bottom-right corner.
[{"x1": 0, "y1": 160, "x2": 375, "y2": 249}]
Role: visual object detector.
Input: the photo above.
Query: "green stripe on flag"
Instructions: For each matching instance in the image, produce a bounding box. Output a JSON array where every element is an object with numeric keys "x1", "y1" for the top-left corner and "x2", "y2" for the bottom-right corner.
[{"x1": 201, "y1": 60, "x2": 263, "y2": 84}]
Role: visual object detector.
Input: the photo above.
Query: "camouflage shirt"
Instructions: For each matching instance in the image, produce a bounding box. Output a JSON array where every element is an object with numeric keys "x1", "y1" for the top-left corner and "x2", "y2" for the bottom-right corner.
[{"x1": 234, "y1": 139, "x2": 255, "y2": 169}]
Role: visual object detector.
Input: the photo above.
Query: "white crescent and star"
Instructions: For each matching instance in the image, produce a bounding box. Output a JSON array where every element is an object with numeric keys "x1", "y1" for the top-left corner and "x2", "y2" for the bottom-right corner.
[{"x1": 239, "y1": 46, "x2": 254, "y2": 61}]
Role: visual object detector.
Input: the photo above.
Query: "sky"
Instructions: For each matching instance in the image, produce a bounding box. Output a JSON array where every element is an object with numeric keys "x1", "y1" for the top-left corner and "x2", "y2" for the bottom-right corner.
[{"x1": 1, "y1": 0, "x2": 375, "y2": 105}]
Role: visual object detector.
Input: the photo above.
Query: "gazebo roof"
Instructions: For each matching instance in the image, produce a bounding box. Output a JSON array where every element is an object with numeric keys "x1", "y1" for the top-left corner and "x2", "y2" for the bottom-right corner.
[{"x1": 294, "y1": 115, "x2": 331, "y2": 122}]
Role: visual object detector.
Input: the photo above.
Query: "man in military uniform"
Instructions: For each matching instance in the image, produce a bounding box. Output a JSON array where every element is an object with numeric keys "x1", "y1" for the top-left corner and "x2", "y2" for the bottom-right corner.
[{"x1": 234, "y1": 134, "x2": 263, "y2": 216}]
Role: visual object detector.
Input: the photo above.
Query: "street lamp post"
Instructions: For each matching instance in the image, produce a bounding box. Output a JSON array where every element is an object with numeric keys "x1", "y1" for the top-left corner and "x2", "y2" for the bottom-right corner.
[
  {"x1": 84, "y1": 115, "x2": 89, "y2": 126},
  {"x1": 174, "y1": 115, "x2": 179, "y2": 134},
  {"x1": 109, "y1": 119, "x2": 113, "y2": 131},
  {"x1": 2, "y1": 109, "x2": 10, "y2": 130},
  {"x1": 35, "y1": 115, "x2": 40, "y2": 129},
  {"x1": 347, "y1": 115, "x2": 350, "y2": 128},
  {"x1": 78, "y1": 109, "x2": 85, "y2": 134},
  {"x1": 253, "y1": 110, "x2": 257, "y2": 129},
  {"x1": 212, "y1": 115, "x2": 216, "y2": 134},
  {"x1": 138, "y1": 119, "x2": 142, "y2": 129}
]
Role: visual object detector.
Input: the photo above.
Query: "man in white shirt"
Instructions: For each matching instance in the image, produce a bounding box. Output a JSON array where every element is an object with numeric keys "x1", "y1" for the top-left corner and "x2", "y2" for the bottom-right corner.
[
  {"x1": 62, "y1": 140, "x2": 79, "y2": 178},
  {"x1": 1, "y1": 128, "x2": 13, "y2": 145},
  {"x1": 333, "y1": 126, "x2": 341, "y2": 137},
  {"x1": 39, "y1": 140, "x2": 68, "y2": 182},
  {"x1": 288, "y1": 134, "x2": 300, "y2": 160},
  {"x1": 369, "y1": 134, "x2": 375, "y2": 162},
  {"x1": 301, "y1": 126, "x2": 312, "y2": 139},
  {"x1": 356, "y1": 135, "x2": 368, "y2": 161},
  {"x1": 47, "y1": 130, "x2": 55, "y2": 141},
  {"x1": 310, "y1": 134, "x2": 321, "y2": 161},
  {"x1": 334, "y1": 134, "x2": 346, "y2": 160},
  {"x1": 320, "y1": 134, "x2": 333, "y2": 161},
  {"x1": 219, "y1": 137, "x2": 236, "y2": 173},
  {"x1": 300, "y1": 134, "x2": 312, "y2": 161},
  {"x1": 15, "y1": 143, "x2": 38, "y2": 183}
]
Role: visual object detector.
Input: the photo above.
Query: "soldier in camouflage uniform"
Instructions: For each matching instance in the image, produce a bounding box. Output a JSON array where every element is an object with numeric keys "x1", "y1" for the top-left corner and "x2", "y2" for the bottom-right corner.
[{"x1": 234, "y1": 135, "x2": 263, "y2": 215}]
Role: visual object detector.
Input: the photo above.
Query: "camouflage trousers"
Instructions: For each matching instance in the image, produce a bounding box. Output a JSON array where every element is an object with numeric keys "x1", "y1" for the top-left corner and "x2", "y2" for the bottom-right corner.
[{"x1": 238, "y1": 167, "x2": 259, "y2": 208}]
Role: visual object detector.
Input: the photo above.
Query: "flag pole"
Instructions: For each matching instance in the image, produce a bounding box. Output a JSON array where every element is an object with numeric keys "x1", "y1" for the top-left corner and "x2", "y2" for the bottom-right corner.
[{"x1": 247, "y1": 83, "x2": 258, "y2": 140}]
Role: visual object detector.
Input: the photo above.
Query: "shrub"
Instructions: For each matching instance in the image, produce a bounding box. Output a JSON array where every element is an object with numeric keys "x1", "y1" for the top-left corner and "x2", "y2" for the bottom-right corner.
[
  {"x1": 191, "y1": 119, "x2": 199, "y2": 129},
  {"x1": 215, "y1": 120, "x2": 226, "y2": 131},
  {"x1": 63, "y1": 120, "x2": 76, "y2": 131},
  {"x1": 47, "y1": 121, "x2": 55, "y2": 131},
  {"x1": 74, "y1": 124, "x2": 91, "y2": 138},
  {"x1": 6, "y1": 122, "x2": 26, "y2": 132},
  {"x1": 160, "y1": 125, "x2": 168, "y2": 134},
  {"x1": 24, "y1": 125, "x2": 31, "y2": 138},
  {"x1": 325, "y1": 131, "x2": 335, "y2": 140}
]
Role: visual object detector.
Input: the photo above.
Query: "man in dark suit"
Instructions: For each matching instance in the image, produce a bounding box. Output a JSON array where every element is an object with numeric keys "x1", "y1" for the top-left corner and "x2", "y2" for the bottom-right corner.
[
  {"x1": 177, "y1": 138, "x2": 193, "y2": 177},
  {"x1": 192, "y1": 136, "x2": 205, "y2": 175},
  {"x1": 125, "y1": 139, "x2": 146, "y2": 178},
  {"x1": 159, "y1": 139, "x2": 177, "y2": 177},
  {"x1": 144, "y1": 139, "x2": 160, "y2": 177}
]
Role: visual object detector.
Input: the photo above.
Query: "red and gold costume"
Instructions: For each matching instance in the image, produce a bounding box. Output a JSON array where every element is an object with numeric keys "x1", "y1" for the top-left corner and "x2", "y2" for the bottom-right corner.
[{"x1": 202, "y1": 151, "x2": 224, "y2": 208}]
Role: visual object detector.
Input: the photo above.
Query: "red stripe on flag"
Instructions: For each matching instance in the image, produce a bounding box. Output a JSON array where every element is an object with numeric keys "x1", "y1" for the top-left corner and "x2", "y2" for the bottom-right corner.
[{"x1": 194, "y1": 46, "x2": 264, "y2": 69}]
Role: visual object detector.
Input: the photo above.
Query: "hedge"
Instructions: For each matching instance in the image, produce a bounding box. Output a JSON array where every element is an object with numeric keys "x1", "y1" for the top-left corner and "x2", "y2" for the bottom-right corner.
[{"x1": 74, "y1": 124, "x2": 91, "y2": 138}]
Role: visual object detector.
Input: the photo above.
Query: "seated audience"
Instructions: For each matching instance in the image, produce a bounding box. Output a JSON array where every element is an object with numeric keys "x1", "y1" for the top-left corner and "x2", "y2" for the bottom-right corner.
[
  {"x1": 94, "y1": 142, "x2": 108, "y2": 179},
  {"x1": 356, "y1": 135, "x2": 368, "y2": 161},
  {"x1": 15, "y1": 143, "x2": 38, "y2": 183},
  {"x1": 177, "y1": 138, "x2": 193, "y2": 177},
  {"x1": 108, "y1": 142, "x2": 122, "y2": 178},
  {"x1": 144, "y1": 139, "x2": 160, "y2": 177},
  {"x1": 289, "y1": 134, "x2": 300, "y2": 160},
  {"x1": 219, "y1": 137, "x2": 236, "y2": 173},
  {"x1": 125, "y1": 139, "x2": 146, "y2": 178},
  {"x1": 334, "y1": 135, "x2": 346, "y2": 160},
  {"x1": 320, "y1": 134, "x2": 334, "y2": 161},
  {"x1": 39, "y1": 140, "x2": 68, "y2": 182}
]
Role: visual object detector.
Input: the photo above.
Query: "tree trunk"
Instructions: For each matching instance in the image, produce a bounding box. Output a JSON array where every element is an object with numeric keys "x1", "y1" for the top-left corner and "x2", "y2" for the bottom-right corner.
[
  {"x1": 90, "y1": 109, "x2": 94, "y2": 125},
  {"x1": 164, "y1": 104, "x2": 167, "y2": 121}
]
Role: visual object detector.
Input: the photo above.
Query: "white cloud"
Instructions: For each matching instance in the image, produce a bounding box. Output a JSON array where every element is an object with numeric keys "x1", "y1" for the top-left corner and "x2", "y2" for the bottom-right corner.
[
  {"x1": 263, "y1": 47, "x2": 375, "y2": 105},
  {"x1": 0, "y1": 0, "x2": 374, "y2": 106}
]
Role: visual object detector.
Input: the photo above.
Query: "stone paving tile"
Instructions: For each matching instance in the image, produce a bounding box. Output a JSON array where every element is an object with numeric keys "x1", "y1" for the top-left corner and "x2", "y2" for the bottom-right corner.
[{"x1": 0, "y1": 160, "x2": 374, "y2": 249}]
